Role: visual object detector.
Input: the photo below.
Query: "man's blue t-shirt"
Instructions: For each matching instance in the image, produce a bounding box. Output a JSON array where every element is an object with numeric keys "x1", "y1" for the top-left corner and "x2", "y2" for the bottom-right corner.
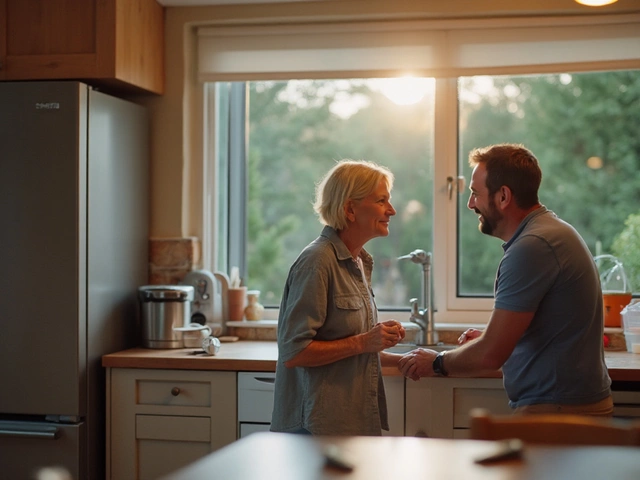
[{"x1": 496, "y1": 206, "x2": 611, "y2": 408}]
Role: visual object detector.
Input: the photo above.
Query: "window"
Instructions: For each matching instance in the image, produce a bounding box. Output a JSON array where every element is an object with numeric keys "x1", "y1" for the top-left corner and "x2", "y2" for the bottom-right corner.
[
  {"x1": 457, "y1": 71, "x2": 640, "y2": 299},
  {"x1": 200, "y1": 14, "x2": 640, "y2": 323},
  {"x1": 214, "y1": 78, "x2": 436, "y2": 310},
  {"x1": 211, "y1": 70, "x2": 640, "y2": 319}
]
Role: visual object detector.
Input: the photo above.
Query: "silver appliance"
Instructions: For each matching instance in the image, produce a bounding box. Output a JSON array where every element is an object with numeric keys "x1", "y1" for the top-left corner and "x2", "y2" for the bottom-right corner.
[
  {"x1": 138, "y1": 285, "x2": 195, "y2": 348},
  {"x1": 0, "y1": 81, "x2": 148, "y2": 480}
]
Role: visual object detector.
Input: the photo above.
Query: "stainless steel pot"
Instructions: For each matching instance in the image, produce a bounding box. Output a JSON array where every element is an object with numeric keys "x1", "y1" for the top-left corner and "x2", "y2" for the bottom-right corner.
[{"x1": 138, "y1": 285, "x2": 195, "y2": 349}]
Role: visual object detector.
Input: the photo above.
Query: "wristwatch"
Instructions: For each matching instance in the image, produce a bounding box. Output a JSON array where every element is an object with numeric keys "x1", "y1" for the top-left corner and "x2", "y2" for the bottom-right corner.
[{"x1": 432, "y1": 352, "x2": 449, "y2": 377}]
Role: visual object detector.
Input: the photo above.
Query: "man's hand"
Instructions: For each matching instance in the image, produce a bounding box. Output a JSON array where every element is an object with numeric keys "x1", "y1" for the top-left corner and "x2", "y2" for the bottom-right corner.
[{"x1": 397, "y1": 348, "x2": 439, "y2": 381}]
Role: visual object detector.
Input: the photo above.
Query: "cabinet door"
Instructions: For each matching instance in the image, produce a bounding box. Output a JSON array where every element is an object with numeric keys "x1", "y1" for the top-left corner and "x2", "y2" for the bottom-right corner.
[
  {"x1": 383, "y1": 376, "x2": 405, "y2": 436},
  {"x1": 136, "y1": 415, "x2": 212, "y2": 480},
  {"x1": 0, "y1": 0, "x2": 163, "y2": 94},
  {"x1": 406, "y1": 377, "x2": 509, "y2": 439},
  {"x1": 0, "y1": 0, "x2": 109, "y2": 80},
  {"x1": 107, "y1": 368, "x2": 237, "y2": 480}
]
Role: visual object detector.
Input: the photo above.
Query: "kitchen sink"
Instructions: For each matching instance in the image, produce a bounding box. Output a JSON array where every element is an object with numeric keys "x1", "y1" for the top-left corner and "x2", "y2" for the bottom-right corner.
[{"x1": 384, "y1": 343, "x2": 457, "y2": 354}]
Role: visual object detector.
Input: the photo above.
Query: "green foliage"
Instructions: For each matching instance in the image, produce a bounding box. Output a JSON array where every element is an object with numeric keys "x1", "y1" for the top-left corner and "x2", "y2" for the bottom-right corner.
[
  {"x1": 243, "y1": 71, "x2": 640, "y2": 306},
  {"x1": 458, "y1": 76, "x2": 531, "y2": 292},
  {"x1": 245, "y1": 145, "x2": 300, "y2": 304},
  {"x1": 246, "y1": 80, "x2": 434, "y2": 305},
  {"x1": 458, "y1": 71, "x2": 640, "y2": 294},
  {"x1": 612, "y1": 212, "x2": 640, "y2": 292},
  {"x1": 514, "y1": 71, "x2": 640, "y2": 253}
]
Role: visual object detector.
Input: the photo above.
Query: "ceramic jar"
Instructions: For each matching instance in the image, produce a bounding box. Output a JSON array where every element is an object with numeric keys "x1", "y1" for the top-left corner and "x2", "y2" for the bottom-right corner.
[{"x1": 244, "y1": 290, "x2": 264, "y2": 321}]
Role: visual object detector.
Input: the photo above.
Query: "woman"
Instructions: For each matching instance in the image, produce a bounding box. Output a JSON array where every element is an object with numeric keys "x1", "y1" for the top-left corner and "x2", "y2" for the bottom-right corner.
[{"x1": 270, "y1": 159, "x2": 406, "y2": 436}]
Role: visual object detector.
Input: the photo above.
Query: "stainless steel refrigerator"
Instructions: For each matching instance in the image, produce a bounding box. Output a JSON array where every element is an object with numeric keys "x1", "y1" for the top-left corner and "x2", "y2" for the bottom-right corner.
[{"x1": 0, "y1": 81, "x2": 149, "y2": 479}]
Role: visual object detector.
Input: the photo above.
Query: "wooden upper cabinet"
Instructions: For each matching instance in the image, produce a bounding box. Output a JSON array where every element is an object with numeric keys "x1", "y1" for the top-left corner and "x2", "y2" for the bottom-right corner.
[{"x1": 0, "y1": 0, "x2": 164, "y2": 95}]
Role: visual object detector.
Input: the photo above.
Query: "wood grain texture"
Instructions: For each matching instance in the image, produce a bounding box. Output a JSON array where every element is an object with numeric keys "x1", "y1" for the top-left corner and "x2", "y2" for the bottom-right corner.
[
  {"x1": 102, "y1": 342, "x2": 640, "y2": 381},
  {"x1": 115, "y1": 0, "x2": 164, "y2": 93},
  {"x1": 0, "y1": 0, "x2": 163, "y2": 94},
  {"x1": 102, "y1": 342, "x2": 279, "y2": 372}
]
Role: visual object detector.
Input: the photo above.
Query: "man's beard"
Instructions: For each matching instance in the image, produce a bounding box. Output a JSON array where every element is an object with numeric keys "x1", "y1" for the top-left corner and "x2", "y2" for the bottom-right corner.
[{"x1": 476, "y1": 200, "x2": 501, "y2": 237}]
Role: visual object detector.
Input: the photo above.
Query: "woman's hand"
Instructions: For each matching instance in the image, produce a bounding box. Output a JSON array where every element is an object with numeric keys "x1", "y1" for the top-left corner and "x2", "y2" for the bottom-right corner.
[
  {"x1": 285, "y1": 320, "x2": 405, "y2": 367},
  {"x1": 362, "y1": 320, "x2": 405, "y2": 353}
]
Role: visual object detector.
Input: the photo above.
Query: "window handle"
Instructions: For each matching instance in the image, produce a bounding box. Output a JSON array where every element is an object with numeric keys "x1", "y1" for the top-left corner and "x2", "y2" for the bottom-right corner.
[{"x1": 447, "y1": 176, "x2": 466, "y2": 200}]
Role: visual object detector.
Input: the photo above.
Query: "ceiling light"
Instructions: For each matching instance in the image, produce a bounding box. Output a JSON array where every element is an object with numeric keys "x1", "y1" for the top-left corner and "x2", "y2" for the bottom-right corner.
[{"x1": 575, "y1": 0, "x2": 619, "y2": 6}]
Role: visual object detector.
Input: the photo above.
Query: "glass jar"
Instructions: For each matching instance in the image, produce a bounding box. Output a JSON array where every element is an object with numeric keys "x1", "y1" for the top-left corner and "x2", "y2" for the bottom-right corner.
[
  {"x1": 244, "y1": 290, "x2": 264, "y2": 321},
  {"x1": 595, "y1": 255, "x2": 633, "y2": 328}
]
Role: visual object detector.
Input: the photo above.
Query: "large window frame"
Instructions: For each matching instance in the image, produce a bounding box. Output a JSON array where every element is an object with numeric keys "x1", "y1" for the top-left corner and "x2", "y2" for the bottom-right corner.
[{"x1": 200, "y1": 14, "x2": 640, "y2": 325}]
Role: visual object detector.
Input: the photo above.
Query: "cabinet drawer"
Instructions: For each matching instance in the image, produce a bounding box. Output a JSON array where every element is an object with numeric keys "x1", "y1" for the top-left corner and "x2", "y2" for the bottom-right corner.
[
  {"x1": 137, "y1": 379, "x2": 212, "y2": 407},
  {"x1": 136, "y1": 415, "x2": 212, "y2": 480},
  {"x1": 453, "y1": 388, "x2": 511, "y2": 428},
  {"x1": 136, "y1": 415, "x2": 211, "y2": 442}
]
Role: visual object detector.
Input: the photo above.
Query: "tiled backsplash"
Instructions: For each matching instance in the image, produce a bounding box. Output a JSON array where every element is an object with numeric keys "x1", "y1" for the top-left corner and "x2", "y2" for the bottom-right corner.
[{"x1": 149, "y1": 237, "x2": 200, "y2": 285}]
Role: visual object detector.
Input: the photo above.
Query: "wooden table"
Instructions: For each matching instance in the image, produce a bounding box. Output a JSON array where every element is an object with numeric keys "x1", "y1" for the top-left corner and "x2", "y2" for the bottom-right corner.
[{"x1": 159, "y1": 432, "x2": 640, "y2": 480}]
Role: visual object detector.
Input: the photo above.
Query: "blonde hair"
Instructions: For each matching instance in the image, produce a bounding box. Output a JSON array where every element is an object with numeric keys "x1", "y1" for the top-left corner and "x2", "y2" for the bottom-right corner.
[{"x1": 313, "y1": 159, "x2": 394, "y2": 230}]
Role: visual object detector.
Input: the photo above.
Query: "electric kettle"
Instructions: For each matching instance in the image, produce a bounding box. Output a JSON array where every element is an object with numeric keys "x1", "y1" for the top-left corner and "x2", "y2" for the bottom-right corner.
[{"x1": 181, "y1": 270, "x2": 230, "y2": 336}]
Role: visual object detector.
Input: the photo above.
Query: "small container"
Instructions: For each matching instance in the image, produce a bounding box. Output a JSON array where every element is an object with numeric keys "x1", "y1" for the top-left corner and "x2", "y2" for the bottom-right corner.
[
  {"x1": 621, "y1": 300, "x2": 640, "y2": 331},
  {"x1": 595, "y1": 255, "x2": 633, "y2": 328},
  {"x1": 625, "y1": 329, "x2": 640, "y2": 353},
  {"x1": 228, "y1": 286, "x2": 247, "y2": 321},
  {"x1": 138, "y1": 285, "x2": 194, "y2": 349},
  {"x1": 244, "y1": 290, "x2": 264, "y2": 321},
  {"x1": 178, "y1": 323, "x2": 212, "y2": 348}
]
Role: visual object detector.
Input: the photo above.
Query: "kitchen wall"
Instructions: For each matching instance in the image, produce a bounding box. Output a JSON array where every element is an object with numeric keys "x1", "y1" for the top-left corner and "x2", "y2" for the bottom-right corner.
[{"x1": 140, "y1": 0, "x2": 640, "y2": 272}]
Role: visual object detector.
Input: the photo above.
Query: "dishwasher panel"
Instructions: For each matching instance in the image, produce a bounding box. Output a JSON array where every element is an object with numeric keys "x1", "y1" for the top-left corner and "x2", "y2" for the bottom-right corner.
[
  {"x1": 237, "y1": 372, "x2": 276, "y2": 437},
  {"x1": 239, "y1": 423, "x2": 271, "y2": 438}
]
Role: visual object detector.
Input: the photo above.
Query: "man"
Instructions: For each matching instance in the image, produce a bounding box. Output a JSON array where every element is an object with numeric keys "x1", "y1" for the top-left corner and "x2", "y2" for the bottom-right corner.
[{"x1": 399, "y1": 143, "x2": 613, "y2": 415}]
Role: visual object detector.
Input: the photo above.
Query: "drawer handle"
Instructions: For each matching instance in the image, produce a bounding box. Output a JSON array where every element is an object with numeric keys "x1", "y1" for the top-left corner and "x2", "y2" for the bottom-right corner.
[
  {"x1": 253, "y1": 377, "x2": 276, "y2": 384},
  {"x1": 171, "y1": 387, "x2": 181, "y2": 396}
]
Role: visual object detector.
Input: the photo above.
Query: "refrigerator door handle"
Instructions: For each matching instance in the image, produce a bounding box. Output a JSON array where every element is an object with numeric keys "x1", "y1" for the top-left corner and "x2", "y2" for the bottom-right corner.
[{"x1": 0, "y1": 425, "x2": 60, "y2": 440}]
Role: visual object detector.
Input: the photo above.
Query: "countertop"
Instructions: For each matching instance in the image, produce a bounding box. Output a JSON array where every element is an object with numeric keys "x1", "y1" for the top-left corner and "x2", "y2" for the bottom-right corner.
[{"x1": 102, "y1": 341, "x2": 640, "y2": 381}]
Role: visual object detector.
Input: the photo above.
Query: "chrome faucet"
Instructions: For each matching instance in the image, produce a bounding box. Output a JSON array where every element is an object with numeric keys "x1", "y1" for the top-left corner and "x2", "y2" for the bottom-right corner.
[{"x1": 398, "y1": 249, "x2": 438, "y2": 345}]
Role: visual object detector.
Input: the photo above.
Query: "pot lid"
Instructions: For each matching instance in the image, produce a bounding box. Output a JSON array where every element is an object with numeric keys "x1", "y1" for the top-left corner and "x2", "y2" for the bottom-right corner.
[{"x1": 138, "y1": 285, "x2": 195, "y2": 301}]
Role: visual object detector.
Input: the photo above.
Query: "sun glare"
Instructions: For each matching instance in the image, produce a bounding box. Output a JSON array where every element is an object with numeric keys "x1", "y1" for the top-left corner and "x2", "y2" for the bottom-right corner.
[{"x1": 371, "y1": 76, "x2": 434, "y2": 106}]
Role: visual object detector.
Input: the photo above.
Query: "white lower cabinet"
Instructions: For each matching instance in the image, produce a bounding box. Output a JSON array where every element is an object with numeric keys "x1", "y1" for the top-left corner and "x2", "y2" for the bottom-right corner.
[
  {"x1": 105, "y1": 367, "x2": 513, "y2": 478},
  {"x1": 383, "y1": 375, "x2": 405, "y2": 436},
  {"x1": 106, "y1": 368, "x2": 237, "y2": 480},
  {"x1": 405, "y1": 377, "x2": 511, "y2": 438}
]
